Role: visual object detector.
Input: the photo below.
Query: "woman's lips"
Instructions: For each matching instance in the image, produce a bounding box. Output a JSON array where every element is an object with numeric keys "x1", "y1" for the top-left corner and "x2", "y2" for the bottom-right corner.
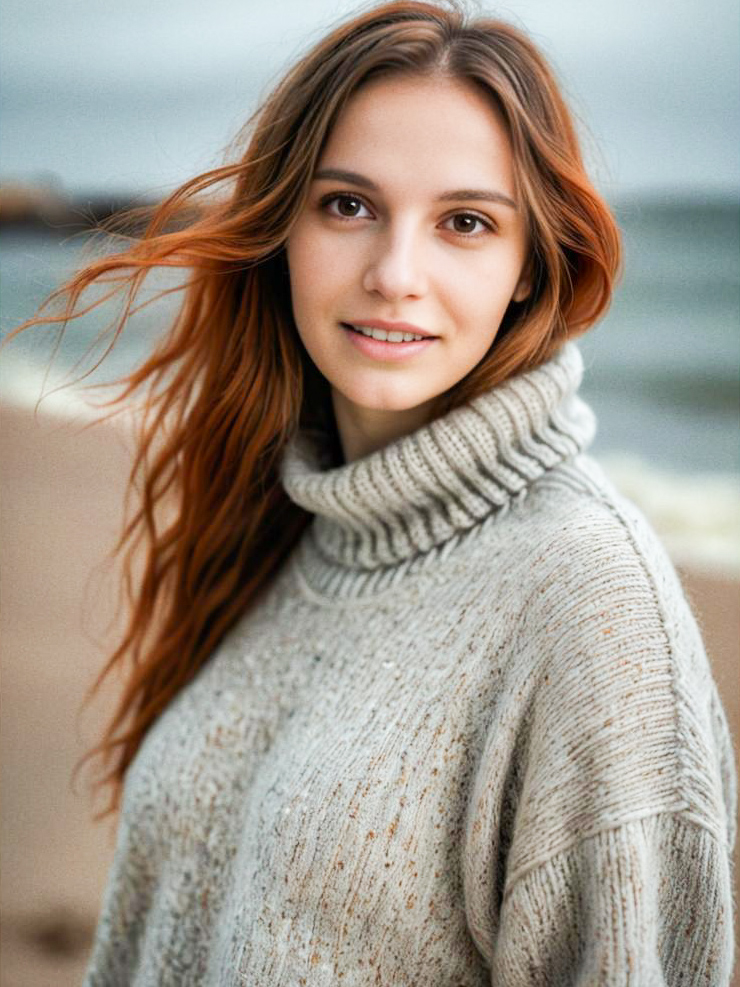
[{"x1": 340, "y1": 323, "x2": 438, "y2": 361}]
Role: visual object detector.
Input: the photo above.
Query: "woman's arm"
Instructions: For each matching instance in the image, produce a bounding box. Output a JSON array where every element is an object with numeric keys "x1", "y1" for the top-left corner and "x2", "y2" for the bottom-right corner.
[{"x1": 464, "y1": 488, "x2": 736, "y2": 984}]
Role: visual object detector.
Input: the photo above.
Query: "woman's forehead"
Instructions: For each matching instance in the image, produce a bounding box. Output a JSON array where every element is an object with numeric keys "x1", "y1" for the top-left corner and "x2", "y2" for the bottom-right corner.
[{"x1": 317, "y1": 74, "x2": 517, "y2": 202}]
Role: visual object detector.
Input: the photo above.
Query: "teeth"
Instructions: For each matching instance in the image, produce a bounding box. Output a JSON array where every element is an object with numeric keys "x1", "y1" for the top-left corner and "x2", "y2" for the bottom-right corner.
[{"x1": 350, "y1": 324, "x2": 426, "y2": 342}]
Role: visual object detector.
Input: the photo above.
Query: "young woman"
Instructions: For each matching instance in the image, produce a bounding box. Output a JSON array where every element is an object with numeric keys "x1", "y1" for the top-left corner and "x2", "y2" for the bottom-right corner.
[{"x1": 19, "y1": 1, "x2": 735, "y2": 983}]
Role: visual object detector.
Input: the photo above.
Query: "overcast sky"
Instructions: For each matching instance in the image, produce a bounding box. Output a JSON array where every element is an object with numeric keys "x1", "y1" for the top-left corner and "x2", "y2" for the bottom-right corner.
[{"x1": 1, "y1": 0, "x2": 738, "y2": 197}]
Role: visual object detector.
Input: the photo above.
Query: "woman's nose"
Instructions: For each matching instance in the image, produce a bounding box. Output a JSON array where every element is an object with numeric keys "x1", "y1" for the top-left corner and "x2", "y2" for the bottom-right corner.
[{"x1": 361, "y1": 226, "x2": 428, "y2": 300}]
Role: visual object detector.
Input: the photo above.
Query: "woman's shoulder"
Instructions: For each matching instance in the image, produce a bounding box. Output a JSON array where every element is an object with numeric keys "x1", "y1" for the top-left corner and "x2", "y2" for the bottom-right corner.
[
  {"x1": 479, "y1": 450, "x2": 715, "y2": 705},
  {"x1": 520, "y1": 452, "x2": 692, "y2": 625},
  {"x1": 526, "y1": 451, "x2": 669, "y2": 553},
  {"x1": 501, "y1": 454, "x2": 736, "y2": 858},
  {"x1": 519, "y1": 451, "x2": 717, "y2": 724}
]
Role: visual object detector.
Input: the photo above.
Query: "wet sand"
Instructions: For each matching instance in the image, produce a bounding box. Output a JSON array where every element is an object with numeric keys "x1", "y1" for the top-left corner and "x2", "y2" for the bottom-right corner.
[{"x1": 1, "y1": 391, "x2": 738, "y2": 985}]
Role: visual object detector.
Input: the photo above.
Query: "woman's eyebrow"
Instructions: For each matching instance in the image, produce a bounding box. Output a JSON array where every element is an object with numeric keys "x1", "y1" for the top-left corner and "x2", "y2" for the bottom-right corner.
[{"x1": 313, "y1": 167, "x2": 517, "y2": 209}]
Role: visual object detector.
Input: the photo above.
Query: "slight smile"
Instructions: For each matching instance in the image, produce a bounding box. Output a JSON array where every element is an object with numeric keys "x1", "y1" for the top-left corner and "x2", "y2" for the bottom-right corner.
[
  {"x1": 340, "y1": 322, "x2": 439, "y2": 361},
  {"x1": 341, "y1": 319, "x2": 439, "y2": 341}
]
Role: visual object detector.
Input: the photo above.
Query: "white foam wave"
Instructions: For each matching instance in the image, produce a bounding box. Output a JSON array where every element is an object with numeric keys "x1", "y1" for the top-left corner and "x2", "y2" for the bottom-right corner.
[
  {"x1": 0, "y1": 352, "x2": 121, "y2": 421},
  {"x1": 598, "y1": 452, "x2": 740, "y2": 576}
]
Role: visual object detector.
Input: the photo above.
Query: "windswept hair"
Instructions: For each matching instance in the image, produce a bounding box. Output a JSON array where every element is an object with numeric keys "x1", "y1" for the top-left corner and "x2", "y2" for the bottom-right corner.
[{"x1": 13, "y1": 0, "x2": 621, "y2": 816}]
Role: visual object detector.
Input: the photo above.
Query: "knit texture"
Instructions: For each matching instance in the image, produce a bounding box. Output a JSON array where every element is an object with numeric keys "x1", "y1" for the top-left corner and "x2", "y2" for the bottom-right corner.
[{"x1": 83, "y1": 342, "x2": 736, "y2": 986}]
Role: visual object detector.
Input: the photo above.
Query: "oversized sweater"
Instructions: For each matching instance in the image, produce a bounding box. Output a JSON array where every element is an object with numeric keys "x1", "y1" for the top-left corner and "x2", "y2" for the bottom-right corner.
[{"x1": 82, "y1": 341, "x2": 736, "y2": 986}]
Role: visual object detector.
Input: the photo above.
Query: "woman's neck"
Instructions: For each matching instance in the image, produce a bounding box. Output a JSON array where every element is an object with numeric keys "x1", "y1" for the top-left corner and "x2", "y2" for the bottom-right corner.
[{"x1": 330, "y1": 387, "x2": 436, "y2": 464}]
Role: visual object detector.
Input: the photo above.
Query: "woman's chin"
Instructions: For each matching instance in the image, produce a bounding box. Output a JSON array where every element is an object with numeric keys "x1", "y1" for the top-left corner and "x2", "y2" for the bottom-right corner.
[{"x1": 330, "y1": 381, "x2": 437, "y2": 418}]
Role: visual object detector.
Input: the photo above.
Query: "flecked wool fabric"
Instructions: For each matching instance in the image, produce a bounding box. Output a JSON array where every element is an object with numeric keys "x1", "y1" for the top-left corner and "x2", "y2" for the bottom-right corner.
[{"x1": 82, "y1": 342, "x2": 736, "y2": 985}]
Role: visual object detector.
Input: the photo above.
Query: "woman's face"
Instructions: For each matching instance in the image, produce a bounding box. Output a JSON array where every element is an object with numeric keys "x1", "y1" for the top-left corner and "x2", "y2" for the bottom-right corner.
[{"x1": 286, "y1": 72, "x2": 531, "y2": 456}]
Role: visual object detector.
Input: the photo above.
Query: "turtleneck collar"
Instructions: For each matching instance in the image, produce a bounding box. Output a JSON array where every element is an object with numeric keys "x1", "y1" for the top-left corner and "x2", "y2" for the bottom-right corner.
[{"x1": 280, "y1": 341, "x2": 595, "y2": 578}]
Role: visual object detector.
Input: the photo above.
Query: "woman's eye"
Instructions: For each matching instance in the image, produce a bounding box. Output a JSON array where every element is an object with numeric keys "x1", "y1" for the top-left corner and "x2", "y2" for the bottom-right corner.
[
  {"x1": 320, "y1": 196, "x2": 493, "y2": 236},
  {"x1": 445, "y1": 213, "x2": 493, "y2": 236},
  {"x1": 323, "y1": 194, "x2": 371, "y2": 219}
]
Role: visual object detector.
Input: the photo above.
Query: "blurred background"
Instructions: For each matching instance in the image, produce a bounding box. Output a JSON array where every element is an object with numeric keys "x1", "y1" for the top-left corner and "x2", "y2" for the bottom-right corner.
[{"x1": 1, "y1": 0, "x2": 738, "y2": 983}]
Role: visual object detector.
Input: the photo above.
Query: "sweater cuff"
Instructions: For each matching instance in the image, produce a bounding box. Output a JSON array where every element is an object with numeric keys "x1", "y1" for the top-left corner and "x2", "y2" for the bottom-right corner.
[{"x1": 489, "y1": 811, "x2": 734, "y2": 986}]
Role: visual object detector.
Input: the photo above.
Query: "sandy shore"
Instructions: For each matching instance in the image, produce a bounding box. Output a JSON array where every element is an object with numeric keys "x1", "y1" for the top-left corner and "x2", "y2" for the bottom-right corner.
[
  {"x1": 1, "y1": 390, "x2": 132, "y2": 985},
  {"x1": 1, "y1": 389, "x2": 738, "y2": 985}
]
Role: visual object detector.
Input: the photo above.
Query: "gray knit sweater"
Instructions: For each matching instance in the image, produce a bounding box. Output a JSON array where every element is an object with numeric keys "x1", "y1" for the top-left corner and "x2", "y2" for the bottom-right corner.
[{"x1": 83, "y1": 342, "x2": 736, "y2": 986}]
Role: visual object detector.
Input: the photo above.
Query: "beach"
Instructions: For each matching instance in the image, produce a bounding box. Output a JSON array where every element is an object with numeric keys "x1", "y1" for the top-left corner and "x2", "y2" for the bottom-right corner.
[{"x1": 1, "y1": 387, "x2": 129, "y2": 985}]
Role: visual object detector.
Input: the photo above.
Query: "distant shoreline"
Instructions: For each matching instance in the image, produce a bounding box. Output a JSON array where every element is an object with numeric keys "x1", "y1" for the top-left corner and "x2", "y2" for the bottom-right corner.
[
  {"x1": 2, "y1": 180, "x2": 738, "y2": 233},
  {"x1": 1, "y1": 184, "x2": 151, "y2": 232},
  {"x1": 0, "y1": 183, "x2": 181, "y2": 233}
]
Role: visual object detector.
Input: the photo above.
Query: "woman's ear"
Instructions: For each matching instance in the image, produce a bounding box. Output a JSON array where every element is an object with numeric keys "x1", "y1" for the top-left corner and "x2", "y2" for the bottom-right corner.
[{"x1": 511, "y1": 256, "x2": 534, "y2": 303}]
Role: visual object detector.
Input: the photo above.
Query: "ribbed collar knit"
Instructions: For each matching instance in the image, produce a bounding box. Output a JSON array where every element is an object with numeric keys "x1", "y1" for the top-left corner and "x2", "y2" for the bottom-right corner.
[{"x1": 280, "y1": 341, "x2": 596, "y2": 576}]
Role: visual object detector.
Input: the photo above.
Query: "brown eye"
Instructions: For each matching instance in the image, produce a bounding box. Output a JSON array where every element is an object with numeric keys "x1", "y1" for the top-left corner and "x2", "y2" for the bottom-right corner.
[
  {"x1": 449, "y1": 213, "x2": 489, "y2": 235},
  {"x1": 336, "y1": 195, "x2": 363, "y2": 217},
  {"x1": 323, "y1": 193, "x2": 371, "y2": 219},
  {"x1": 320, "y1": 192, "x2": 372, "y2": 220}
]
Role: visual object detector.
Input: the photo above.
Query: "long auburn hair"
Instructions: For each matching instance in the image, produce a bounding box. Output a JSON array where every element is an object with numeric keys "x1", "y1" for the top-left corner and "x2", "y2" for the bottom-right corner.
[{"x1": 13, "y1": 0, "x2": 621, "y2": 817}]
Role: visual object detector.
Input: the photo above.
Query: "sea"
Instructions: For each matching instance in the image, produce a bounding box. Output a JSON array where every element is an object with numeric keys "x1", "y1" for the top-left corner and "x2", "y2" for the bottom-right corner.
[{"x1": 1, "y1": 195, "x2": 738, "y2": 477}]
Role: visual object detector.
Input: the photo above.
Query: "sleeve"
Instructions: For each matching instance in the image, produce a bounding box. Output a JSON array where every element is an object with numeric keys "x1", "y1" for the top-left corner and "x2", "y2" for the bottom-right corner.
[
  {"x1": 463, "y1": 493, "x2": 737, "y2": 986},
  {"x1": 491, "y1": 811, "x2": 734, "y2": 986}
]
